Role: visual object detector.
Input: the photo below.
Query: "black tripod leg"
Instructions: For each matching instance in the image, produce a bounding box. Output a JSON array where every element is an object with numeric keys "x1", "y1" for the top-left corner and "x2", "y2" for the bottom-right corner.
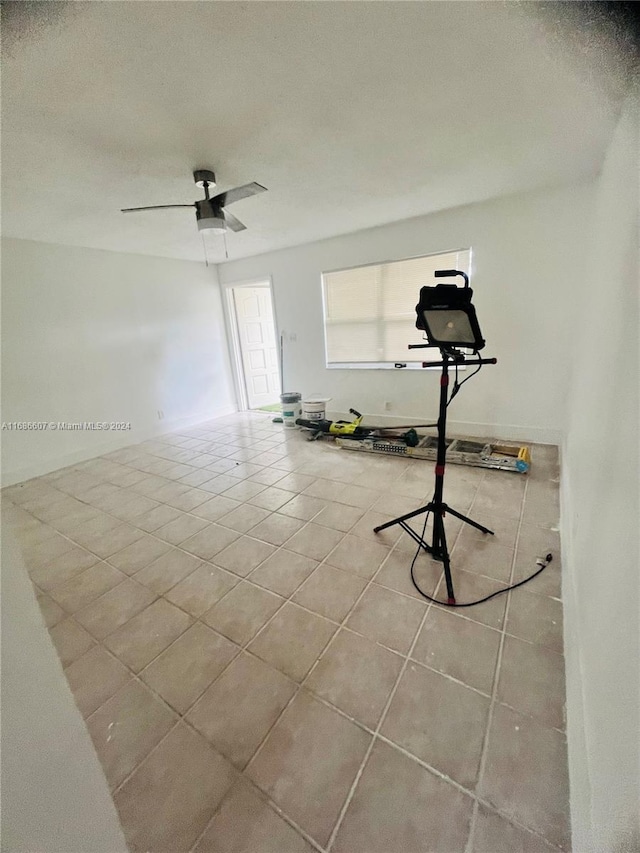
[
  {"x1": 444, "y1": 504, "x2": 494, "y2": 535},
  {"x1": 373, "y1": 503, "x2": 433, "y2": 533},
  {"x1": 434, "y1": 511, "x2": 455, "y2": 604}
]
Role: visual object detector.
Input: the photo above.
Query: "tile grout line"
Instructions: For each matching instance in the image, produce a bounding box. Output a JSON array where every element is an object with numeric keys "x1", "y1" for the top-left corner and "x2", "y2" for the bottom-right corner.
[
  {"x1": 324, "y1": 559, "x2": 438, "y2": 852},
  {"x1": 464, "y1": 474, "x2": 529, "y2": 853}
]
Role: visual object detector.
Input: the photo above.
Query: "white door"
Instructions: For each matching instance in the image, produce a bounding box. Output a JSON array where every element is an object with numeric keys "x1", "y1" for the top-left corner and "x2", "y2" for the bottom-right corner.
[{"x1": 233, "y1": 285, "x2": 281, "y2": 409}]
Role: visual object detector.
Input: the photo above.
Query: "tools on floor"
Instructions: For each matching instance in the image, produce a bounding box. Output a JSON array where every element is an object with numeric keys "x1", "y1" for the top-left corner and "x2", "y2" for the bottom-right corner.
[
  {"x1": 337, "y1": 434, "x2": 531, "y2": 473},
  {"x1": 295, "y1": 409, "x2": 431, "y2": 445}
]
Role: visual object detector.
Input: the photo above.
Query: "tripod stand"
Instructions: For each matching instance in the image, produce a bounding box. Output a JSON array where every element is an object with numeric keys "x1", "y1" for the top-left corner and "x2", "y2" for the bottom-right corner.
[{"x1": 373, "y1": 348, "x2": 497, "y2": 604}]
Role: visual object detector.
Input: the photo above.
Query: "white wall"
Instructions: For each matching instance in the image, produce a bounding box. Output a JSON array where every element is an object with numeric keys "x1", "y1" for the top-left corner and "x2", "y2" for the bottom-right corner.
[
  {"x1": 1, "y1": 239, "x2": 236, "y2": 485},
  {"x1": 218, "y1": 182, "x2": 594, "y2": 443},
  {"x1": 1, "y1": 522, "x2": 128, "y2": 852},
  {"x1": 561, "y1": 85, "x2": 639, "y2": 852}
]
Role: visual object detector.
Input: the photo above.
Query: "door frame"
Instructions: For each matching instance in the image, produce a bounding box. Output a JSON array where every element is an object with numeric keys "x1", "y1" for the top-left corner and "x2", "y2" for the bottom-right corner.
[{"x1": 222, "y1": 276, "x2": 280, "y2": 412}]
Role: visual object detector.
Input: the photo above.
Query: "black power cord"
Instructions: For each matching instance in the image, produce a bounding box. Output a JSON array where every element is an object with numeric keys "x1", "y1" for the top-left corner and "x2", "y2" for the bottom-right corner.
[{"x1": 408, "y1": 504, "x2": 553, "y2": 607}]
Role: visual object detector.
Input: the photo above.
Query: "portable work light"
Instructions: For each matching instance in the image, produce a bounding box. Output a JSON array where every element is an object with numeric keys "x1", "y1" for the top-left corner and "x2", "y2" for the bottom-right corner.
[{"x1": 415, "y1": 270, "x2": 485, "y2": 351}]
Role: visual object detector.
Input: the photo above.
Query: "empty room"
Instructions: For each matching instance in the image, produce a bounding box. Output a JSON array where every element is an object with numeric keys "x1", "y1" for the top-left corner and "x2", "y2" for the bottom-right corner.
[{"x1": 1, "y1": 3, "x2": 638, "y2": 853}]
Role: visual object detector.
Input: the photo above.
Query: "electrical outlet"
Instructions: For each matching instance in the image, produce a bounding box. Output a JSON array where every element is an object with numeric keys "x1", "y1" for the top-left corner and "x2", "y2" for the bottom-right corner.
[
  {"x1": 384, "y1": 401, "x2": 392, "y2": 411},
  {"x1": 289, "y1": 332, "x2": 297, "y2": 342}
]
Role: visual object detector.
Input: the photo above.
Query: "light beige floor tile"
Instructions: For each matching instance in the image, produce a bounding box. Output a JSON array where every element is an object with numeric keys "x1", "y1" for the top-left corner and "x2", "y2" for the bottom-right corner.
[
  {"x1": 221, "y1": 480, "x2": 267, "y2": 502},
  {"x1": 506, "y1": 589, "x2": 563, "y2": 653},
  {"x1": 165, "y1": 563, "x2": 238, "y2": 616},
  {"x1": 107, "y1": 534, "x2": 172, "y2": 575},
  {"x1": 247, "y1": 691, "x2": 371, "y2": 847},
  {"x1": 302, "y1": 478, "x2": 344, "y2": 500},
  {"x1": 133, "y1": 548, "x2": 203, "y2": 595},
  {"x1": 412, "y1": 608, "x2": 501, "y2": 694},
  {"x1": 87, "y1": 680, "x2": 177, "y2": 790},
  {"x1": 313, "y1": 503, "x2": 366, "y2": 533},
  {"x1": 374, "y1": 550, "x2": 442, "y2": 599},
  {"x1": 36, "y1": 592, "x2": 66, "y2": 628},
  {"x1": 248, "y1": 602, "x2": 337, "y2": 682},
  {"x1": 218, "y1": 503, "x2": 271, "y2": 533},
  {"x1": 274, "y1": 473, "x2": 317, "y2": 493},
  {"x1": 333, "y1": 739, "x2": 473, "y2": 853},
  {"x1": 479, "y1": 704, "x2": 570, "y2": 849},
  {"x1": 74, "y1": 578, "x2": 156, "y2": 639},
  {"x1": 141, "y1": 622, "x2": 239, "y2": 714},
  {"x1": 164, "y1": 487, "x2": 212, "y2": 512},
  {"x1": 285, "y1": 523, "x2": 344, "y2": 561},
  {"x1": 306, "y1": 628, "x2": 403, "y2": 728},
  {"x1": 457, "y1": 511, "x2": 520, "y2": 551},
  {"x1": 187, "y1": 652, "x2": 296, "y2": 768},
  {"x1": 372, "y1": 492, "x2": 421, "y2": 518},
  {"x1": 293, "y1": 564, "x2": 367, "y2": 622},
  {"x1": 346, "y1": 585, "x2": 425, "y2": 654},
  {"x1": 336, "y1": 484, "x2": 382, "y2": 509},
  {"x1": 433, "y1": 569, "x2": 508, "y2": 630},
  {"x1": 114, "y1": 723, "x2": 236, "y2": 853},
  {"x1": 513, "y1": 523, "x2": 562, "y2": 597},
  {"x1": 132, "y1": 504, "x2": 182, "y2": 532},
  {"x1": 248, "y1": 513, "x2": 305, "y2": 546},
  {"x1": 248, "y1": 467, "x2": 287, "y2": 487},
  {"x1": 203, "y1": 582, "x2": 284, "y2": 646},
  {"x1": 497, "y1": 636, "x2": 566, "y2": 729},
  {"x1": 29, "y1": 545, "x2": 101, "y2": 591},
  {"x1": 22, "y1": 533, "x2": 81, "y2": 571},
  {"x1": 49, "y1": 562, "x2": 126, "y2": 613},
  {"x1": 226, "y1": 462, "x2": 265, "y2": 480},
  {"x1": 64, "y1": 645, "x2": 132, "y2": 717},
  {"x1": 154, "y1": 513, "x2": 209, "y2": 545},
  {"x1": 193, "y1": 778, "x2": 314, "y2": 853},
  {"x1": 348, "y1": 509, "x2": 402, "y2": 547},
  {"x1": 104, "y1": 599, "x2": 192, "y2": 672},
  {"x1": 472, "y1": 804, "x2": 557, "y2": 852},
  {"x1": 381, "y1": 662, "x2": 489, "y2": 788},
  {"x1": 49, "y1": 617, "x2": 96, "y2": 666},
  {"x1": 214, "y1": 536, "x2": 276, "y2": 577},
  {"x1": 247, "y1": 486, "x2": 297, "y2": 512},
  {"x1": 326, "y1": 534, "x2": 390, "y2": 580},
  {"x1": 450, "y1": 537, "x2": 515, "y2": 583},
  {"x1": 108, "y1": 494, "x2": 159, "y2": 523},
  {"x1": 279, "y1": 494, "x2": 328, "y2": 521},
  {"x1": 180, "y1": 523, "x2": 240, "y2": 561},
  {"x1": 198, "y1": 474, "x2": 239, "y2": 494},
  {"x1": 77, "y1": 523, "x2": 145, "y2": 559},
  {"x1": 191, "y1": 495, "x2": 242, "y2": 522},
  {"x1": 249, "y1": 549, "x2": 318, "y2": 597}
]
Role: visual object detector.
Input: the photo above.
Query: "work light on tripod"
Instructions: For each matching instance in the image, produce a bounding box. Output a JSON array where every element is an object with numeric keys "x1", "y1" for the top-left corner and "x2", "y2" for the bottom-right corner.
[{"x1": 415, "y1": 269, "x2": 485, "y2": 351}]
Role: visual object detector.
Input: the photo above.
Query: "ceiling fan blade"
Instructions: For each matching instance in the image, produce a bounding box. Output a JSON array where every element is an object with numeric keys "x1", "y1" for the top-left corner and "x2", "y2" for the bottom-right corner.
[
  {"x1": 121, "y1": 204, "x2": 195, "y2": 213},
  {"x1": 211, "y1": 182, "x2": 267, "y2": 207},
  {"x1": 223, "y1": 211, "x2": 246, "y2": 232}
]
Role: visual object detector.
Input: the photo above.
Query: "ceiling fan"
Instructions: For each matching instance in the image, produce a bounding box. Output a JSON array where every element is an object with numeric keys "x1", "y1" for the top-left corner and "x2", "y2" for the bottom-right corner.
[{"x1": 121, "y1": 169, "x2": 267, "y2": 233}]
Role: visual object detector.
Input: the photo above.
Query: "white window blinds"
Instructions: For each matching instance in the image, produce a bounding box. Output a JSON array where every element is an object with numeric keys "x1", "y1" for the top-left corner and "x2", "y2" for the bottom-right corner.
[{"x1": 322, "y1": 249, "x2": 471, "y2": 366}]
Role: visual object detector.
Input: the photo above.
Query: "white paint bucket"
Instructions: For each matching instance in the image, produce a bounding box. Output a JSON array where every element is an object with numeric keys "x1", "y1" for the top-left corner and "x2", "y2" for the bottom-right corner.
[
  {"x1": 302, "y1": 397, "x2": 331, "y2": 422},
  {"x1": 280, "y1": 392, "x2": 302, "y2": 428}
]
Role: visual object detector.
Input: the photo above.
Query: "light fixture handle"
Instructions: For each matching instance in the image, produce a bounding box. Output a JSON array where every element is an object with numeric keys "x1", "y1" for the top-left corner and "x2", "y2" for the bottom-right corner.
[{"x1": 434, "y1": 269, "x2": 469, "y2": 287}]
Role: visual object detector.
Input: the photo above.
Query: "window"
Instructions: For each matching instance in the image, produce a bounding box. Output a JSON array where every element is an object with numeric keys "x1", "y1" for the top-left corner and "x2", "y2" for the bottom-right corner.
[{"x1": 322, "y1": 248, "x2": 471, "y2": 368}]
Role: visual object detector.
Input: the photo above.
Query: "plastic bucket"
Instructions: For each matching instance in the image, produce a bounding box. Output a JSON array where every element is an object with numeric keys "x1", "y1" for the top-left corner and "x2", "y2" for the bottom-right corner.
[
  {"x1": 302, "y1": 397, "x2": 331, "y2": 422},
  {"x1": 280, "y1": 392, "x2": 302, "y2": 429}
]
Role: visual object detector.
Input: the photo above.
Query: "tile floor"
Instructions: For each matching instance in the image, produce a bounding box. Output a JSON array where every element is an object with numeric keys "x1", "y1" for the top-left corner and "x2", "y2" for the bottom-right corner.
[{"x1": 3, "y1": 413, "x2": 568, "y2": 852}]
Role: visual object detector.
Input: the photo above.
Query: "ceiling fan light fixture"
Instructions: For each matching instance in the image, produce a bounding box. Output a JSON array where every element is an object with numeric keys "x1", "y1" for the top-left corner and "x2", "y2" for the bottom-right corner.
[{"x1": 197, "y1": 216, "x2": 226, "y2": 233}]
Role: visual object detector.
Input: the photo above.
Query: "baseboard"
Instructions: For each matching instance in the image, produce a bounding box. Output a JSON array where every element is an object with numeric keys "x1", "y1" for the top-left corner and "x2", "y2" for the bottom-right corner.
[
  {"x1": 0, "y1": 405, "x2": 237, "y2": 487},
  {"x1": 327, "y1": 410, "x2": 562, "y2": 446}
]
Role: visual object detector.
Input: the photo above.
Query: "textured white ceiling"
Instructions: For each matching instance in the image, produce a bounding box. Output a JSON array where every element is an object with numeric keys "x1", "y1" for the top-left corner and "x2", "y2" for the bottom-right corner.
[{"x1": 1, "y1": 1, "x2": 631, "y2": 264}]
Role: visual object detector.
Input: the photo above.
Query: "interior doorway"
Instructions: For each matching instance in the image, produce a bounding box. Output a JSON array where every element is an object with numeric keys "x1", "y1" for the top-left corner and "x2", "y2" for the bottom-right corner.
[{"x1": 229, "y1": 282, "x2": 281, "y2": 410}]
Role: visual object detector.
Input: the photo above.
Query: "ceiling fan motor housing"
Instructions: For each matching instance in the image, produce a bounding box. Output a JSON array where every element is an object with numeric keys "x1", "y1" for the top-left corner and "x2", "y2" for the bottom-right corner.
[{"x1": 195, "y1": 199, "x2": 226, "y2": 232}]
